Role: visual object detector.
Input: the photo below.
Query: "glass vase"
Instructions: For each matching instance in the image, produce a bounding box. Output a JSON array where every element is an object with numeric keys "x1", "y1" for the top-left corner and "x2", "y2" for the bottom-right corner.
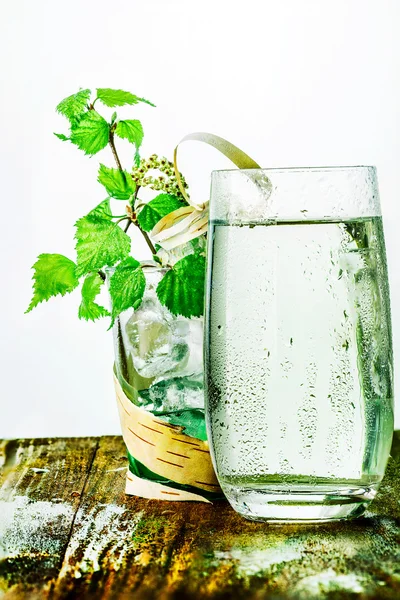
[{"x1": 110, "y1": 262, "x2": 222, "y2": 502}]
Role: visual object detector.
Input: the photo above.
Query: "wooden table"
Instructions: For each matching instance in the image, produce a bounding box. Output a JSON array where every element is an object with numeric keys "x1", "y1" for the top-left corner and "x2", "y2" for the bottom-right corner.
[{"x1": 1, "y1": 433, "x2": 399, "y2": 599}]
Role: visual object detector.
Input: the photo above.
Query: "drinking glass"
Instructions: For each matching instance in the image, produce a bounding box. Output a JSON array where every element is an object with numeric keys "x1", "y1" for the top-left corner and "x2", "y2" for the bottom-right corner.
[{"x1": 205, "y1": 166, "x2": 394, "y2": 522}]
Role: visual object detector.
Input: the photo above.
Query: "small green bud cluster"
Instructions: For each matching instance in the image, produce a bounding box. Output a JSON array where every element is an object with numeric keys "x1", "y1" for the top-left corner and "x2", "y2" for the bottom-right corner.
[{"x1": 132, "y1": 154, "x2": 189, "y2": 198}]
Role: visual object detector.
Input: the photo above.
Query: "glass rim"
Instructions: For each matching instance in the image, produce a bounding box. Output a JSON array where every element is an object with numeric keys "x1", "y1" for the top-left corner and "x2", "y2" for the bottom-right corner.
[
  {"x1": 209, "y1": 164, "x2": 380, "y2": 220},
  {"x1": 211, "y1": 165, "x2": 376, "y2": 175}
]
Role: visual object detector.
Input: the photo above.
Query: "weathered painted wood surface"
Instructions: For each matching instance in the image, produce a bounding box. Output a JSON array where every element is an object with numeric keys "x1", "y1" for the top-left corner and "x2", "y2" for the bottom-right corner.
[{"x1": 0, "y1": 433, "x2": 399, "y2": 599}]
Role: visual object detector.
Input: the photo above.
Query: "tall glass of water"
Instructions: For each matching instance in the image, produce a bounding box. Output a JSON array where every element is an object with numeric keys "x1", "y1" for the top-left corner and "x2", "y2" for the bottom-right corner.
[{"x1": 205, "y1": 167, "x2": 394, "y2": 522}]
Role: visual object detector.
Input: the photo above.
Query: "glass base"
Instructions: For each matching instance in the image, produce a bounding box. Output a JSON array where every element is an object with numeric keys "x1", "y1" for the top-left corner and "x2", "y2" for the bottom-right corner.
[{"x1": 222, "y1": 483, "x2": 378, "y2": 523}]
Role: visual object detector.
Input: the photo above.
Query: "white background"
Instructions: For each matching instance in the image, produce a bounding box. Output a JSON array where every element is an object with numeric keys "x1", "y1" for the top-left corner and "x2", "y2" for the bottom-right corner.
[{"x1": 1, "y1": 0, "x2": 399, "y2": 437}]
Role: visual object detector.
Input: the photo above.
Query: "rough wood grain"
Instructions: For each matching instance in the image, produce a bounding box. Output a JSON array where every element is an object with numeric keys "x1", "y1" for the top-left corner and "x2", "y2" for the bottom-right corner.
[
  {"x1": 0, "y1": 433, "x2": 399, "y2": 600},
  {"x1": 0, "y1": 437, "x2": 98, "y2": 598},
  {"x1": 51, "y1": 436, "x2": 187, "y2": 599}
]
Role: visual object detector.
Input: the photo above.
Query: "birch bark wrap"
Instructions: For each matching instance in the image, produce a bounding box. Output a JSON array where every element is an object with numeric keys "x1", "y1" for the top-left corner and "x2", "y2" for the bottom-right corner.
[{"x1": 114, "y1": 375, "x2": 221, "y2": 502}]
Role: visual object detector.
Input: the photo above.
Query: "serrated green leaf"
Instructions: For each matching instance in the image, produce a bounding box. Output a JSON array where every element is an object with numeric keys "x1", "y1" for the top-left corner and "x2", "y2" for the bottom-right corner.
[
  {"x1": 75, "y1": 209, "x2": 131, "y2": 277},
  {"x1": 96, "y1": 88, "x2": 155, "y2": 108},
  {"x1": 70, "y1": 110, "x2": 109, "y2": 155},
  {"x1": 54, "y1": 132, "x2": 69, "y2": 141},
  {"x1": 96, "y1": 88, "x2": 136, "y2": 107},
  {"x1": 78, "y1": 273, "x2": 110, "y2": 321},
  {"x1": 109, "y1": 257, "x2": 145, "y2": 325},
  {"x1": 156, "y1": 254, "x2": 205, "y2": 318},
  {"x1": 137, "y1": 193, "x2": 186, "y2": 232},
  {"x1": 26, "y1": 254, "x2": 79, "y2": 313},
  {"x1": 98, "y1": 164, "x2": 136, "y2": 200},
  {"x1": 138, "y1": 97, "x2": 156, "y2": 107},
  {"x1": 115, "y1": 119, "x2": 144, "y2": 151},
  {"x1": 88, "y1": 198, "x2": 113, "y2": 219},
  {"x1": 56, "y1": 89, "x2": 91, "y2": 122}
]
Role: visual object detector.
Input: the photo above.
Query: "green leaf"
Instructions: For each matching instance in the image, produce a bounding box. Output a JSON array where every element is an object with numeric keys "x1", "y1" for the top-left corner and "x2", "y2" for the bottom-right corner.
[
  {"x1": 70, "y1": 110, "x2": 109, "y2": 155},
  {"x1": 115, "y1": 119, "x2": 144, "y2": 151},
  {"x1": 156, "y1": 254, "x2": 205, "y2": 318},
  {"x1": 78, "y1": 273, "x2": 110, "y2": 321},
  {"x1": 137, "y1": 194, "x2": 186, "y2": 232},
  {"x1": 26, "y1": 254, "x2": 79, "y2": 313},
  {"x1": 54, "y1": 132, "x2": 69, "y2": 141},
  {"x1": 89, "y1": 198, "x2": 113, "y2": 219},
  {"x1": 96, "y1": 88, "x2": 155, "y2": 108},
  {"x1": 109, "y1": 257, "x2": 145, "y2": 325},
  {"x1": 134, "y1": 96, "x2": 156, "y2": 107},
  {"x1": 75, "y1": 206, "x2": 131, "y2": 277},
  {"x1": 56, "y1": 89, "x2": 91, "y2": 122},
  {"x1": 98, "y1": 164, "x2": 136, "y2": 200}
]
